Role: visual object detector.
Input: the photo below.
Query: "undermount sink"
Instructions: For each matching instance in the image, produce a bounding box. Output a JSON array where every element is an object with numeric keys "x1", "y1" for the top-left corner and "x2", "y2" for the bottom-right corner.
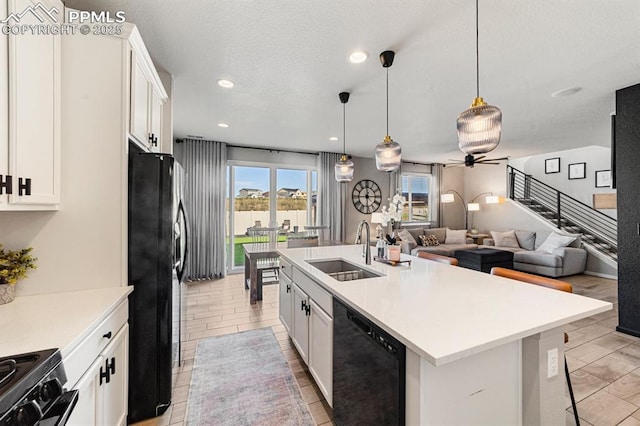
[{"x1": 306, "y1": 259, "x2": 385, "y2": 281}]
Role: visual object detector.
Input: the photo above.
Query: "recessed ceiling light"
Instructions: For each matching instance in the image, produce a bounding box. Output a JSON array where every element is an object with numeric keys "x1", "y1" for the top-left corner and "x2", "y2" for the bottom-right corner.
[
  {"x1": 217, "y1": 79, "x2": 234, "y2": 88},
  {"x1": 551, "y1": 87, "x2": 582, "y2": 98},
  {"x1": 218, "y1": 123, "x2": 229, "y2": 128},
  {"x1": 349, "y1": 51, "x2": 368, "y2": 64},
  {"x1": 329, "y1": 137, "x2": 339, "y2": 141}
]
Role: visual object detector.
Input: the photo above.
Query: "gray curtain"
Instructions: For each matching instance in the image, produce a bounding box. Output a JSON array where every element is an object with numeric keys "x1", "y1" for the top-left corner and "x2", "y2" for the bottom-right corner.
[
  {"x1": 317, "y1": 152, "x2": 346, "y2": 242},
  {"x1": 433, "y1": 163, "x2": 444, "y2": 227},
  {"x1": 183, "y1": 139, "x2": 227, "y2": 280}
]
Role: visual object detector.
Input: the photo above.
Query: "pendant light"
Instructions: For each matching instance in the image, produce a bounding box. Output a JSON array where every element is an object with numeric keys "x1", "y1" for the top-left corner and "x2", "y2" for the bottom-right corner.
[
  {"x1": 375, "y1": 50, "x2": 401, "y2": 172},
  {"x1": 456, "y1": 0, "x2": 502, "y2": 155},
  {"x1": 335, "y1": 92, "x2": 354, "y2": 182}
]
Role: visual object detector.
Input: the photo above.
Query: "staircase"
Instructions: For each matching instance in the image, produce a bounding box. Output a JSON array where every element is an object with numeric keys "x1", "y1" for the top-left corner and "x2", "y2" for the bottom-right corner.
[{"x1": 507, "y1": 166, "x2": 617, "y2": 261}]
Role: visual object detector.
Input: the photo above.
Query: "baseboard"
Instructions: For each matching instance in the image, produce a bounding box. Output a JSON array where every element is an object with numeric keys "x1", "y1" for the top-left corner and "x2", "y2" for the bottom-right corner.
[
  {"x1": 584, "y1": 270, "x2": 618, "y2": 280},
  {"x1": 616, "y1": 325, "x2": 640, "y2": 338}
]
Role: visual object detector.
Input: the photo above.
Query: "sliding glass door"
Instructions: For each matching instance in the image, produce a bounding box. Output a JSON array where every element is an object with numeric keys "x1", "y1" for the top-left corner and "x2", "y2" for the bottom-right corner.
[{"x1": 227, "y1": 163, "x2": 316, "y2": 272}]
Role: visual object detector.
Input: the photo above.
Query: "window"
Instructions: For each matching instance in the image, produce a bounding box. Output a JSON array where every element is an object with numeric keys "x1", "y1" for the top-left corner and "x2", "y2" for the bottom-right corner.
[
  {"x1": 401, "y1": 173, "x2": 431, "y2": 222},
  {"x1": 226, "y1": 162, "x2": 316, "y2": 272}
]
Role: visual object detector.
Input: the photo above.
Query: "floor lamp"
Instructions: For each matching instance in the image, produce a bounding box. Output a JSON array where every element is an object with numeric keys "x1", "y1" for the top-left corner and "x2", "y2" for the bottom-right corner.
[{"x1": 441, "y1": 190, "x2": 499, "y2": 230}]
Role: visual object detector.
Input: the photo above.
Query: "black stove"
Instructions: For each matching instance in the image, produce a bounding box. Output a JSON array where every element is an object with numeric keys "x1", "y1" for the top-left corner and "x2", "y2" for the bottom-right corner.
[{"x1": 0, "y1": 349, "x2": 78, "y2": 426}]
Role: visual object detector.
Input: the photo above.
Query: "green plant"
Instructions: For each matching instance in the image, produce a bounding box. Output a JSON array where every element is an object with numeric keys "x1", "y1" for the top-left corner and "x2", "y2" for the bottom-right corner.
[{"x1": 0, "y1": 245, "x2": 37, "y2": 285}]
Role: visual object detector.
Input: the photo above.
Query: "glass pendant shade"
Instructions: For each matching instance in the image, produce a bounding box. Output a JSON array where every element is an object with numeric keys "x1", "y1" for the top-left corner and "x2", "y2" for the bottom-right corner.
[
  {"x1": 335, "y1": 155, "x2": 354, "y2": 182},
  {"x1": 375, "y1": 135, "x2": 401, "y2": 172},
  {"x1": 457, "y1": 97, "x2": 502, "y2": 155}
]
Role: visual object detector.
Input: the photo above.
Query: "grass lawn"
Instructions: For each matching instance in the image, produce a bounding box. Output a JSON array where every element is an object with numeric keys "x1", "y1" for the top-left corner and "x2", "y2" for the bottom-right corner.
[{"x1": 230, "y1": 235, "x2": 287, "y2": 266}]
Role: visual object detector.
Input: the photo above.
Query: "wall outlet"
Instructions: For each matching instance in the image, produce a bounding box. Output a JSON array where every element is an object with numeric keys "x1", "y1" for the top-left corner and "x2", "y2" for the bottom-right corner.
[{"x1": 547, "y1": 348, "x2": 559, "y2": 378}]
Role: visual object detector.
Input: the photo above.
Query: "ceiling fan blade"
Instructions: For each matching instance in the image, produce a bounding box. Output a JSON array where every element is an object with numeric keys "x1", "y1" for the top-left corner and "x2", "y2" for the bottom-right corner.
[
  {"x1": 478, "y1": 162, "x2": 501, "y2": 165},
  {"x1": 474, "y1": 155, "x2": 487, "y2": 161},
  {"x1": 447, "y1": 159, "x2": 464, "y2": 163}
]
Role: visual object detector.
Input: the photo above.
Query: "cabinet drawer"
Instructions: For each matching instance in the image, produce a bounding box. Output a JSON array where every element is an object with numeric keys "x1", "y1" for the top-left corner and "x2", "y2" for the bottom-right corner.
[
  {"x1": 292, "y1": 268, "x2": 332, "y2": 317},
  {"x1": 280, "y1": 258, "x2": 293, "y2": 279},
  {"x1": 64, "y1": 300, "x2": 128, "y2": 387}
]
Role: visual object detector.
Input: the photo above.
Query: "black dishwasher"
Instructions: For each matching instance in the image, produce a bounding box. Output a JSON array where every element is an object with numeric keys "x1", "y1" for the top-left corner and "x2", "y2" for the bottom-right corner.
[{"x1": 333, "y1": 298, "x2": 406, "y2": 425}]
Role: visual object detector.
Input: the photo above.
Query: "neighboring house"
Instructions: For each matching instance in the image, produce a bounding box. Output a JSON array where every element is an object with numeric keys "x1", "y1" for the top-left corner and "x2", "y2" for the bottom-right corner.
[
  {"x1": 277, "y1": 188, "x2": 305, "y2": 198},
  {"x1": 262, "y1": 191, "x2": 270, "y2": 198},
  {"x1": 238, "y1": 188, "x2": 263, "y2": 198}
]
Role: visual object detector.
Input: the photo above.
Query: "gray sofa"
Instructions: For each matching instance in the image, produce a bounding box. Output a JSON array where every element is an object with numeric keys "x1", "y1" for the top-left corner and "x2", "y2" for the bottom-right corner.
[
  {"x1": 399, "y1": 226, "x2": 478, "y2": 257},
  {"x1": 480, "y1": 230, "x2": 587, "y2": 277}
]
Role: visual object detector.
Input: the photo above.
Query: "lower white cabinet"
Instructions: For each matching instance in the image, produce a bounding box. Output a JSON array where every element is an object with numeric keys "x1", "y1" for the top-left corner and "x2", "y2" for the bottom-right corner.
[
  {"x1": 279, "y1": 265, "x2": 333, "y2": 406},
  {"x1": 64, "y1": 299, "x2": 129, "y2": 426},
  {"x1": 308, "y1": 299, "x2": 333, "y2": 406},
  {"x1": 291, "y1": 283, "x2": 310, "y2": 364},
  {"x1": 67, "y1": 324, "x2": 129, "y2": 426},
  {"x1": 279, "y1": 273, "x2": 293, "y2": 334}
]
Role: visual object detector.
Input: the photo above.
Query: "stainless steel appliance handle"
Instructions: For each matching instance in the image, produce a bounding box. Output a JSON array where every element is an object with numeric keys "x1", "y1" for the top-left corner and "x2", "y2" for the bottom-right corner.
[{"x1": 176, "y1": 200, "x2": 189, "y2": 283}]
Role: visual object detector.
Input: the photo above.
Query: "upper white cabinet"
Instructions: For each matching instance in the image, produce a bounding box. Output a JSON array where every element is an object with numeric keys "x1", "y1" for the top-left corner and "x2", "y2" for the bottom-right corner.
[
  {"x1": 129, "y1": 48, "x2": 166, "y2": 153},
  {"x1": 0, "y1": 0, "x2": 61, "y2": 210}
]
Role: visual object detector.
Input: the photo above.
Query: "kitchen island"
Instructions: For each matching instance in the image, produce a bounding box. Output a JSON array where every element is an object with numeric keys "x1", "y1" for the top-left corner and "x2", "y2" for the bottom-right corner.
[{"x1": 277, "y1": 244, "x2": 611, "y2": 425}]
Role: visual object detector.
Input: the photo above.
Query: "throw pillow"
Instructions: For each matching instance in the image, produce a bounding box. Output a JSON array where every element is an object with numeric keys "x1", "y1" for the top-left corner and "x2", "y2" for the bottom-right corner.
[
  {"x1": 419, "y1": 234, "x2": 439, "y2": 246},
  {"x1": 490, "y1": 230, "x2": 520, "y2": 248},
  {"x1": 445, "y1": 228, "x2": 467, "y2": 244},
  {"x1": 536, "y1": 232, "x2": 576, "y2": 254},
  {"x1": 397, "y1": 229, "x2": 417, "y2": 246},
  {"x1": 515, "y1": 230, "x2": 536, "y2": 251}
]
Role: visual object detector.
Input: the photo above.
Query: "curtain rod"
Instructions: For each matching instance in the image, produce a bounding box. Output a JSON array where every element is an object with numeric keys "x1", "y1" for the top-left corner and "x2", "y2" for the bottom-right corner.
[{"x1": 175, "y1": 139, "x2": 319, "y2": 156}]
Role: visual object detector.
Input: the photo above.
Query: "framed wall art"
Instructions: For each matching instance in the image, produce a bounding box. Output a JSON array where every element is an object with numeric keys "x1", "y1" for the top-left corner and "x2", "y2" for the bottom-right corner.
[
  {"x1": 545, "y1": 157, "x2": 560, "y2": 174},
  {"x1": 595, "y1": 170, "x2": 612, "y2": 188},
  {"x1": 568, "y1": 162, "x2": 586, "y2": 180}
]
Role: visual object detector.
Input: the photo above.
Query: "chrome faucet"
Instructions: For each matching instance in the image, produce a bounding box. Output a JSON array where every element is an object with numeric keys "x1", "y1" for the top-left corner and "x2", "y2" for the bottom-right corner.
[{"x1": 355, "y1": 220, "x2": 372, "y2": 265}]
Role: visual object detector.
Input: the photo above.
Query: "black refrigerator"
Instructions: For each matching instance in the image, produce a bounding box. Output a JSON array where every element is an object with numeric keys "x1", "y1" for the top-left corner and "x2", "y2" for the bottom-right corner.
[{"x1": 127, "y1": 142, "x2": 188, "y2": 423}]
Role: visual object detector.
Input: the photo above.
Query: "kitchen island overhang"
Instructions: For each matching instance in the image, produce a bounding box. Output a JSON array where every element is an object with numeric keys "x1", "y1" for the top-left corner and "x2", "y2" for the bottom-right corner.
[{"x1": 277, "y1": 244, "x2": 612, "y2": 425}]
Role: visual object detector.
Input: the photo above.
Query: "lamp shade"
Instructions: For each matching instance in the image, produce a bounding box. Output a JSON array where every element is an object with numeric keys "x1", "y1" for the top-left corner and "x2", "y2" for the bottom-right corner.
[
  {"x1": 467, "y1": 202, "x2": 480, "y2": 211},
  {"x1": 375, "y1": 136, "x2": 401, "y2": 172},
  {"x1": 335, "y1": 155, "x2": 354, "y2": 182},
  {"x1": 440, "y1": 193, "x2": 455, "y2": 203},
  {"x1": 485, "y1": 195, "x2": 500, "y2": 204},
  {"x1": 371, "y1": 212, "x2": 384, "y2": 224},
  {"x1": 457, "y1": 99, "x2": 502, "y2": 155}
]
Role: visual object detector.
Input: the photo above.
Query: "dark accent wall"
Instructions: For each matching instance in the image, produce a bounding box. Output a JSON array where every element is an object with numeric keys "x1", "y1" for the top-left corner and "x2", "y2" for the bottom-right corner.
[{"x1": 615, "y1": 83, "x2": 640, "y2": 337}]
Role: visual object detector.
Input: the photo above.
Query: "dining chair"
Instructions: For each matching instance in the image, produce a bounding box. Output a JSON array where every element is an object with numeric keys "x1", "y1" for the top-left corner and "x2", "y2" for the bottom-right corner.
[
  {"x1": 417, "y1": 252, "x2": 459, "y2": 266},
  {"x1": 490, "y1": 267, "x2": 580, "y2": 425}
]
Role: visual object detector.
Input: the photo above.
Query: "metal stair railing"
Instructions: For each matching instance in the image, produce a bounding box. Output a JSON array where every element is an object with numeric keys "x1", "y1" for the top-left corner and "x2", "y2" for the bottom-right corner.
[{"x1": 507, "y1": 166, "x2": 617, "y2": 258}]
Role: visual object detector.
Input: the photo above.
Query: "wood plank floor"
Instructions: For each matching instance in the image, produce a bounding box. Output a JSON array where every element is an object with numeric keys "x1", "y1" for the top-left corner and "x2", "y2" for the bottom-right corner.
[{"x1": 135, "y1": 272, "x2": 637, "y2": 426}]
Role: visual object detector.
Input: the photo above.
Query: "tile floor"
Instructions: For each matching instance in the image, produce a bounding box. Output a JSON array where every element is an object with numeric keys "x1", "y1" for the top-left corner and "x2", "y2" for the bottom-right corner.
[{"x1": 136, "y1": 272, "x2": 637, "y2": 426}]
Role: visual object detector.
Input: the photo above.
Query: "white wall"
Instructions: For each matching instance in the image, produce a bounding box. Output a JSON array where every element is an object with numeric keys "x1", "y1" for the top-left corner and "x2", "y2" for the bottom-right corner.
[
  {"x1": 510, "y1": 146, "x2": 616, "y2": 218},
  {"x1": 0, "y1": 35, "x2": 128, "y2": 296}
]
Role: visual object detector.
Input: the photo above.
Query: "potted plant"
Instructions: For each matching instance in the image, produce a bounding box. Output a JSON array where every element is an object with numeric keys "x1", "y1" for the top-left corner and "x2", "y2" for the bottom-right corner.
[{"x1": 0, "y1": 245, "x2": 37, "y2": 305}]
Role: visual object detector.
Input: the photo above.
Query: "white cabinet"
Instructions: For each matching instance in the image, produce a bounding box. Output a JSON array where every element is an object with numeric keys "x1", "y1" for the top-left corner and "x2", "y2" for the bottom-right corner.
[
  {"x1": 67, "y1": 325, "x2": 129, "y2": 426},
  {"x1": 279, "y1": 264, "x2": 333, "y2": 406},
  {"x1": 308, "y1": 299, "x2": 333, "y2": 406},
  {"x1": 130, "y1": 49, "x2": 165, "y2": 152},
  {"x1": 291, "y1": 283, "x2": 310, "y2": 364},
  {"x1": 65, "y1": 299, "x2": 129, "y2": 426},
  {"x1": 279, "y1": 273, "x2": 293, "y2": 334},
  {"x1": 0, "y1": 0, "x2": 61, "y2": 210}
]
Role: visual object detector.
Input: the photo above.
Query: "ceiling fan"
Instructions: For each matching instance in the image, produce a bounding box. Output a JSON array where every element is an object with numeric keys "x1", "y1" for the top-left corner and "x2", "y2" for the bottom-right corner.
[{"x1": 444, "y1": 154, "x2": 509, "y2": 168}]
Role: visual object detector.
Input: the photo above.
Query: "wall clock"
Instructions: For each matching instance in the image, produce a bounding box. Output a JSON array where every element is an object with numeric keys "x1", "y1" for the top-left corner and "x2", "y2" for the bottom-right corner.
[{"x1": 351, "y1": 179, "x2": 382, "y2": 214}]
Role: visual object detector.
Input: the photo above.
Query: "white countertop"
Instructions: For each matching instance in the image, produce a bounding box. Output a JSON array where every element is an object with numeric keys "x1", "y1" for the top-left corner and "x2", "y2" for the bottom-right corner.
[
  {"x1": 0, "y1": 287, "x2": 132, "y2": 358},
  {"x1": 278, "y1": 245, "x2": 612, "y2": 366}
]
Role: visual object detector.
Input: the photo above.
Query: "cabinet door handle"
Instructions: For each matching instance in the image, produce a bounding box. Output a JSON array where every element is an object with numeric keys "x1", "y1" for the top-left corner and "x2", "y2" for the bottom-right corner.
[
  {"x1": 99, "y1": 365, "x2": 109, "y2": 385},
  {"x1": 301, "y1": 300, "x2": 307, "y2": 311},
  {"x1": 286, "y1": 284, "x2": 291, "y2": 293},
  {"x1": 108, "y1": 357, "x2": 116, "y2": 375},
  {"x1": 305, "y1": 305, "x2": 311, "y2": 316},
  {"x1": 103, "y1": 331, "x2": 112, "y2": 339},
  {"x1": 18, "y1": 177, "x2": 31, "y2": 196}
]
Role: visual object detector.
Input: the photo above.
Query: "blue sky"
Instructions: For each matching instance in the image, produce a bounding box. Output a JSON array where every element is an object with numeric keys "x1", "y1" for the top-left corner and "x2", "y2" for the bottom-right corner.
[{"x1": 232, "y1": 167, "x2": 316, "y2": 196}]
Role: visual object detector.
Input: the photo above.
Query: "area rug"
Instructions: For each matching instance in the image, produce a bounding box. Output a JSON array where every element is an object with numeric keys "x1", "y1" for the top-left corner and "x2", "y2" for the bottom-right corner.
[{"x1": 186, "y1": 327, "x2": 314, "y2": 426}]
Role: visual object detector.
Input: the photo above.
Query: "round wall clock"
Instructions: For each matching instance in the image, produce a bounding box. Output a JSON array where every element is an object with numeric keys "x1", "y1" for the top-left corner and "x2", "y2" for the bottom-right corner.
[{"x1": 351, "y1": 179, "x2": 382, "y2": 214}]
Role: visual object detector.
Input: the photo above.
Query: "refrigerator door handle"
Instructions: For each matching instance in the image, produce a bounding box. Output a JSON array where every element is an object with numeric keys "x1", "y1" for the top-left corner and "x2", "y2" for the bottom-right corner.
[{"x1": 176, "y1": 200, "x2": 189, "y2": 283}]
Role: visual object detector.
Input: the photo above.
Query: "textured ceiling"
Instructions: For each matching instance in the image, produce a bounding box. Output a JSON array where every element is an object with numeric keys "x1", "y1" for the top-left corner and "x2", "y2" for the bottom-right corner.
[{"x1": 66, "y1": 0, "x2": 640, "y2": 163}]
